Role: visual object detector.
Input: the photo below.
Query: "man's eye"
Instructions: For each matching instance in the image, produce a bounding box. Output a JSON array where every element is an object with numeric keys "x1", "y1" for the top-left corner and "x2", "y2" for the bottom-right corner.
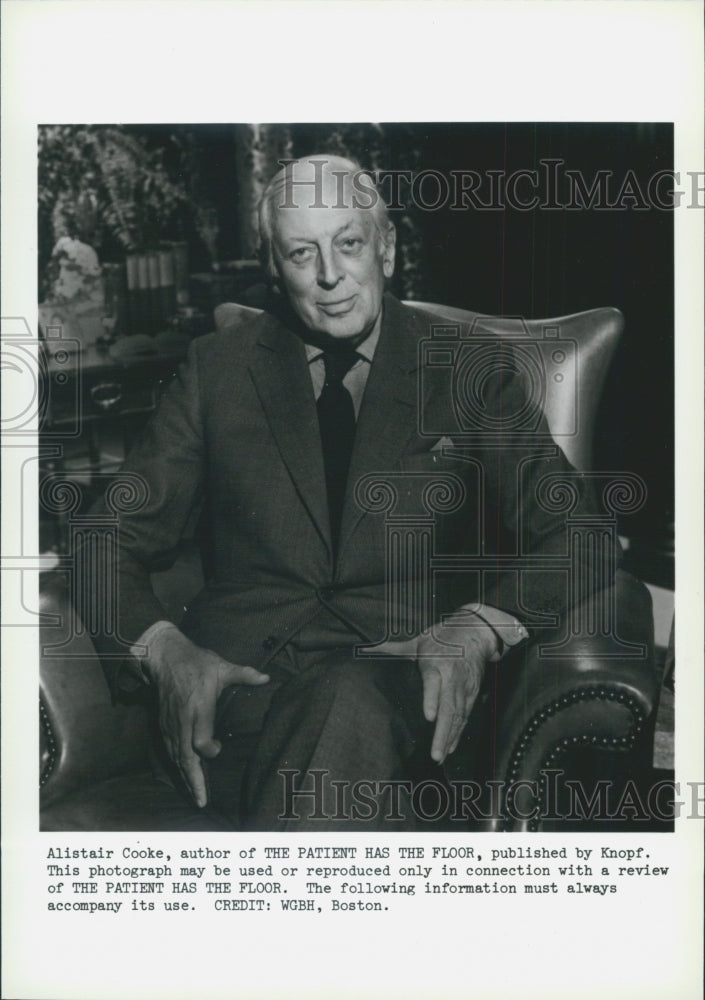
[
  {"x1": 289, "y1": 247, "x2": 314, "y2": 263},
  {"x1": 339, "y1": 238, "x2": 363, "y2": 252}
]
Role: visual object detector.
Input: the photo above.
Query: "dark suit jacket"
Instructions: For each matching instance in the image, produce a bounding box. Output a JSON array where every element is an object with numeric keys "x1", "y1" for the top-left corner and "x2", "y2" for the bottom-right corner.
[{"x1": 89, "y1": 293, "x2": 613, "y2": 691}]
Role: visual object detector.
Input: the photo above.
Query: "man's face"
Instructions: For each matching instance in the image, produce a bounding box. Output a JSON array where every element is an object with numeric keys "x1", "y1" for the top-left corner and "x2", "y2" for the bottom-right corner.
[{"x1": 271, "y1": 191, "x2": 396, "y2": 343}]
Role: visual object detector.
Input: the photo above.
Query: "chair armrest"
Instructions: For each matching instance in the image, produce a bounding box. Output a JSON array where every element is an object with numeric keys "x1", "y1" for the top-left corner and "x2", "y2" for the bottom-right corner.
[
  {"x1": 40, "y1": 573, "x2": 152, "y2": 808},
  {"x1": 478, "y1": 570, "x2": 657, "y2": 830}
]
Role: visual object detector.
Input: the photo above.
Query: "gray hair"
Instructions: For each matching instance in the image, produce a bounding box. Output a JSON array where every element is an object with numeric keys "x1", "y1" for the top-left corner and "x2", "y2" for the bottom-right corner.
[{"x1": 257, "y1": 154, "x2": 394, "y2": 284}]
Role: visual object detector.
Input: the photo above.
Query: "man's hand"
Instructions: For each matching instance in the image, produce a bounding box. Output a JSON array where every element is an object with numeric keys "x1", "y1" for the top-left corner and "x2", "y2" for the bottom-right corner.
[
  {"x1": 141, "y1": 624, "x2": 269, "y2": 807},
  {"x1": 376, "y1": 609, "x2": 527, "y2": 764}
]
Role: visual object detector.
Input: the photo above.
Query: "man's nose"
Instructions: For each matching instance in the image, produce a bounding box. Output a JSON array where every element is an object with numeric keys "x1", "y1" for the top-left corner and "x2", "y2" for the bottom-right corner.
[{"x1": 316, "y1": 247, "x2": 344, "y2": 288}]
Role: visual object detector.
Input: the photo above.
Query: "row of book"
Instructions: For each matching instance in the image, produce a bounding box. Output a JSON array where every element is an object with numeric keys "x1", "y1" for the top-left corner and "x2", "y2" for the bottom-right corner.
[{"x1": 103, "y1": 243, "x2": 189, "y2": 336}]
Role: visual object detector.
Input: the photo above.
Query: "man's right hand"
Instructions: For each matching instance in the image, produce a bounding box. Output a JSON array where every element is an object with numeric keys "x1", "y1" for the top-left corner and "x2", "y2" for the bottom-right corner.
[{"x1": 140, "y1": 624, "x2": 270, "y2": 808}]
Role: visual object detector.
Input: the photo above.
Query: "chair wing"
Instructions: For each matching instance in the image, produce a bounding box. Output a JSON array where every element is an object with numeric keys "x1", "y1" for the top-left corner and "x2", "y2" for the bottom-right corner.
[
  {"x1": 214, "y1": 301, "x2": 263, "y2": 331},
  {"x1": 408, "y1": 301, "x2": 624, "y2": 472}
]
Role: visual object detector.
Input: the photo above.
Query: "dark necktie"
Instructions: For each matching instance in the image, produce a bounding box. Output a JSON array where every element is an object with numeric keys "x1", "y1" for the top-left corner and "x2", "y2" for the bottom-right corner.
[{"x1": 317, "y1": 347, "x2": 358, "y2": 554}]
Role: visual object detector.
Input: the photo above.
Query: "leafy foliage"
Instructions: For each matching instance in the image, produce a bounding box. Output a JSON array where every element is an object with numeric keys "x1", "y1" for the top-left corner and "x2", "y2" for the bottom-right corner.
[{"x1": 38, "y1": 125, "x2": 191, "y2": 293}]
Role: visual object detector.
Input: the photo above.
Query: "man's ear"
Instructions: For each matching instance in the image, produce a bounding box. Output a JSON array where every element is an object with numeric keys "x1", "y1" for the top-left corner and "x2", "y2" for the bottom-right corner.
[{"x1": 381, "y1": 223, "x2": 397, "y2": 279}]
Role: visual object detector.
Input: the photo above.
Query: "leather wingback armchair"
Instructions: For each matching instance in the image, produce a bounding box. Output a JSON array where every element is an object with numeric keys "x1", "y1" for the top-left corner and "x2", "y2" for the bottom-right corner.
[{"x1": 40, "y1": 301, "x2": 657, "y2": 832}]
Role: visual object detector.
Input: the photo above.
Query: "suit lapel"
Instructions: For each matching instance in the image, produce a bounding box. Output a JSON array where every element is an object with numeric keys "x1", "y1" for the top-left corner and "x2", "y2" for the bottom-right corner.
[
  {"x1": 337, "y1": 296, "x2": 424, "y2": 559},
  {"x1": 247, "y1": 315, "x2": 332, "y2": 553},
  {"x1": 246, "y1": 297, "x2": 443, "y2": 568}
]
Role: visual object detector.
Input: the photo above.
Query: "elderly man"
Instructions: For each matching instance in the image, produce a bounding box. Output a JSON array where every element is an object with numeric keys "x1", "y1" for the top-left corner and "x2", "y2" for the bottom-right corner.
[{"x1": 89, "y1": 155, "x2": 607, "y2": 830}]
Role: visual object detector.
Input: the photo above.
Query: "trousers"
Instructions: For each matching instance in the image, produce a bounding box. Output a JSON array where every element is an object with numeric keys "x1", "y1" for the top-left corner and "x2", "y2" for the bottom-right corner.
[{"x1": 200, "y1": 645, "x2": 438, "y2": 831}]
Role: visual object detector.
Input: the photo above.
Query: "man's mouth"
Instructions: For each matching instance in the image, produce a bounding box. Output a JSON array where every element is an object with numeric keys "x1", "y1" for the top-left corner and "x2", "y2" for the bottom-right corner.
[{"x1": 317, "y1": 295, "x2": 357, "y2": 316}]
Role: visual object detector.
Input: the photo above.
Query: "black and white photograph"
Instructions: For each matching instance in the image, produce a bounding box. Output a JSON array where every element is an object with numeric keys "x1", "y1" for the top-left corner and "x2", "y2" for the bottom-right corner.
[
  {"x1": 2, "y1": 3, "x2": 702, "y2": 1000},
  {"x1": 36, "y1": 122, "x2": 676, "y2": 834}
]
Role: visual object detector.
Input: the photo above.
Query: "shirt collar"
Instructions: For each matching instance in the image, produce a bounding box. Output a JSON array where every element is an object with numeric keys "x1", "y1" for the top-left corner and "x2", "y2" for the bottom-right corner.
[{"x1": 303, "y1": 308, "x2": 383, "y2": 365}]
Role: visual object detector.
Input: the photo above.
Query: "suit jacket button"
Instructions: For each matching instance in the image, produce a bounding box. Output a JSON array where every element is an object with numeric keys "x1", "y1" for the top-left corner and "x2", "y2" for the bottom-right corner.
[
  {"x1": 262, "y1": 635, "x2": 278, "y2": 650},
  {"x1": 319, "y1": 586, "x2": 336, "y2": 601}
]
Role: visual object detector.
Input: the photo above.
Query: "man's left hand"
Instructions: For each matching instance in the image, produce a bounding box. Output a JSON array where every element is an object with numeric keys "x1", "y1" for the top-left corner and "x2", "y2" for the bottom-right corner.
[{"x1": 375, "y1": 610, "x2": 527, "y2": 763}]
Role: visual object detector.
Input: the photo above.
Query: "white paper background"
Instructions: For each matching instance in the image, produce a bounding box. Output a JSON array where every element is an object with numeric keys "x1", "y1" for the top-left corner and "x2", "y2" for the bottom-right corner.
[{"x1": 2, "y1": 2, "x2": 703, "y2": 998}]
